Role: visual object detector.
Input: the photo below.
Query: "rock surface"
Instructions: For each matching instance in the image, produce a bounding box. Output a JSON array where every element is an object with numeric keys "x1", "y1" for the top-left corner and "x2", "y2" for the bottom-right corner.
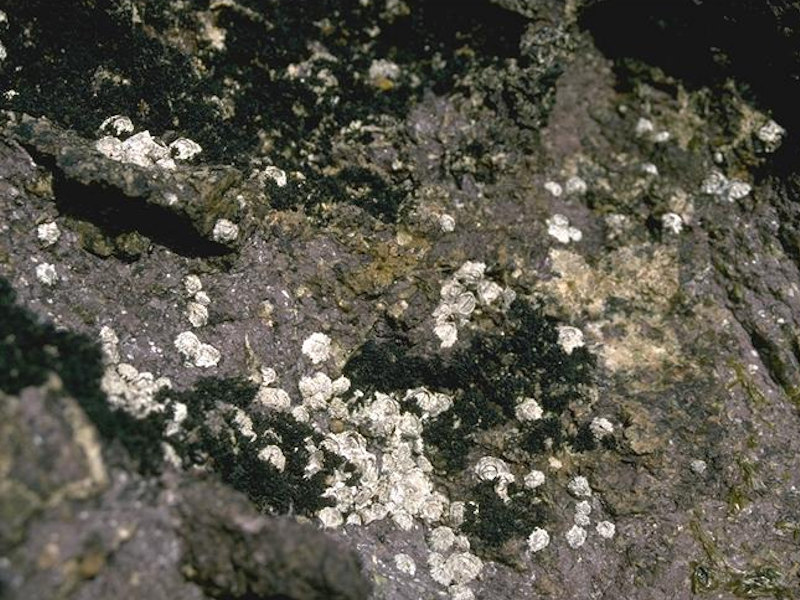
[{"x1": 2, "y1": 1, "x2": 800, "y2": 599}]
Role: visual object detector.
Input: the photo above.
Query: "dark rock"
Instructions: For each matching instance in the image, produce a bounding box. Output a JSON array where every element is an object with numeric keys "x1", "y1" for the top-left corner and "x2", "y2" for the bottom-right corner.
[
  {"x1": 5, "y1": 115, "x2": 255, "y2": 258},
  {"x1": 178, "y1": 480, "x2": 372, "y2": 600}
]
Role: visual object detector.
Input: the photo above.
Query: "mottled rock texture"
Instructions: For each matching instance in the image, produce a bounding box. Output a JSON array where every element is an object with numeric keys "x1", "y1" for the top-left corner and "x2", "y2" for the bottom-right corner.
[{"x1": 2, "y1": 1, "x2": 800, "y2": 599}]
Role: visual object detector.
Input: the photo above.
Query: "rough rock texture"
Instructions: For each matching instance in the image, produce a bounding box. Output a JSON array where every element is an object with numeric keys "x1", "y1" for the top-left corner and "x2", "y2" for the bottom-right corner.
[{"x1": 3, "y1": 1, "x2": 800, "y2": 599}]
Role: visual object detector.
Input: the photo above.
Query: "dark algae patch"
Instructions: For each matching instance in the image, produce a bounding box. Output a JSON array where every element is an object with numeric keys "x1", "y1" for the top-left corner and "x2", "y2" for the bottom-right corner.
[
  {"x1": 462, "y1": 481, "x2": 545, "y2": 552},
  {"x1": 157, "y1": 378, "x2": 340, "y2": 516}
]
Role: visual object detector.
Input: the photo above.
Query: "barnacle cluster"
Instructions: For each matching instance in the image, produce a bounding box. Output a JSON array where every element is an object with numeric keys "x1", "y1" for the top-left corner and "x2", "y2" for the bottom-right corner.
[{"x1": 95, "y1": 115, "x2": 202, "y2": 170}]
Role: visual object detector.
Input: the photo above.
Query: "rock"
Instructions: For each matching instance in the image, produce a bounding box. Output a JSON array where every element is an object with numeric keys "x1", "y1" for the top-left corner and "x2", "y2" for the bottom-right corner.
[
  {"x1": 0, "y1": 377, "x2": 108, "y2": 549},
  {"x1": 4, "y1": 115, "x2": 259, "y2": 258},
  {"x1": 3, "y1": 0, "x2": 800, "y2": 599},
  {"x1": 178, "y1": 480, "x2": 372, "y2": 600}
]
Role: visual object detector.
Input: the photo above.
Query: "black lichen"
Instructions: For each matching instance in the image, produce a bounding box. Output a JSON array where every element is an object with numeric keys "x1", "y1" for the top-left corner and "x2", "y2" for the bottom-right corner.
[
  {"x1": 462, "y1": 482, "x2": 545, "y2": 551},
  {"x1": 158, "y1": 378, "x2": 340, "y2": 516}
]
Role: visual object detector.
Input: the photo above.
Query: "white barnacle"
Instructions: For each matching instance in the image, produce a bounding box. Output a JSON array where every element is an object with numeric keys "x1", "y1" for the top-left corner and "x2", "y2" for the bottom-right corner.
[
  {"x1": 95, "y1": 136, "x2": 124, "y2": 161},
  {"x1": 523, "y1": 469, "x2": 546, "y2": 489},
  {"x1": 440, "y1": 280, "x2": 466, "y2": 302},
  {"x1": 302, "y1": 332, "x2": 332, "y2": 364},
  {"x1": 653, "y1": 130, "x2": 671, "y2": 143},
  {"x1": 346, "y1": 513, "x2": 363, "y2": 526},
  {"x1": 194, "y1": 291, "x2": 211, "y2": 306},
  {"x1": 259, "y1": 367, "x2": 277, "y2": 386},
  {"x1": 232, "y1": 408, "x2": 256, "y2": 441},
  {"x1": 690, "y1": 458, "x2": 708, "y2": 475},
  {"x1": 169, "y1": 137, "x2": 202, "y2": 161},
  {"x1": 407, "y1": 387, "x2": 452, "y2": 419},
  {"x1": 36, "y1": 222, "x2": 60, "y2": 247},
  {"x1": 590, "y1": 417, "x2": 614, "y2": 439},
  {"x1": 567, "y1": 475, "x2": 592, "y2": 498},
  {"x1": 527, "y1": 527, "x2": 550, "y2": 553},
  {"x1": 661, "y1": 212, "x2": 683, "y2": 234},
  {"x1": 298, "y1": 372, "x2": 333, "y2": 408},
  {"x1": 262, "y1": 165, "x2": 288, "y2": 187},
  {"x1": 291, "y1": 405, "x2": 310, "y2": 423},
  {"x1": 183, "y1": 274, "x2": 203, "y2": 296},
  {"x1": 194, "y1": 342, "x2": 221, "y2": 368},
  {"x1": 641, "y1": 162, "x2": 659, "y2": 176},
  {"x1": 254, "y1": 386, "x2": 291, "y2": 411},
  {"x1": 361, "y1": 392, "x2": 401, "y2": 436},
  {"x1": 635, "y1": 117, "x2": 654, "y2": 136},
  {"x1": 328, "y1": 397, "x2": 349, "y2": 420},
  {"x1": 434, "y1": 321, "x2": 458, "y2": 348},
  {"x1": 726, "y1": 180, "x2": 752, "y2": 201},
  {"x1": 574, "y1": 500, "x2": 592, "y2": 527},
  {"x1": 500, "y1": 286, "x2": 517, "y2": 309},
  {"x1": 476, "y1": 280, "x2": 503, "y2": 306},
  {"x1": 212, "y1": 218, "x2": 239, "y2": 243},
  {"x1": 186, "y1": 301, "x2": 209, "y2": 328},
  {"x1": 474, "y1": 457, "x2": 515, "y2": 498},
  {"x1": 258, "y1": 444, "x2": 286, "y2": 471},
  {"x1": 394, "y1": 553, "x2": 416, "y2": 576},
  {"x1": 439, "y1": 214, "x2": 456, "y2": 232},
  {"x1": 702, "y1": 170, "x2": 751, "y2": 202},
  {"x1": 565, "y1": 176, "x2": 587, "y2": 195},
  {"x1": 701, "y1": 170, "x2": 728, "y2": 196},
  {"x1": 429, "y1": 526, "x2": 457, "y2": 553},
  {"x1": 450, "y1": 585, "x2": 475, "y2": 600},
  {"x1": 566, "y1": 524, "x2": 587, "y2": 548},
  {"x1": 443, "y1": 552, "x2": 483, "y2": 586},
  {"x1": 115, "y1": 131, "x2": 173, "y2": 169},
  {"x1": 101, "y1": 363, "x2": 171, "y2": 418},
  {"x1": 368, "y1": 58, "x2": 401, "y2": 86},
  {"x1": 395, "y1": 412, "x2": 423, "y2": 438},
  {"x1": 454, "y1": 261, "x2": 486, "y2": 286},
  {"x1": 392, "y1": 510, "x2": 414, "y2": 531},
  {"x1": 448, "y1": 502, "x2": 466, "y2": 527},
  {"x1": 474, "y1": 456, "x2": 512, "y2": 483},
  {"x1": 99, "y1": 326, "x2": 121, "y2": 364},
  {"x1": 174, "y1": 331, "x2": 221, "y2": 368},
  {"x1": 596, "y1": 520, "x2": 616, "y2": 539},
  {"x1": 515, "y1": 397, "x2": 543, "y2": 422},
  {"x1": 546, "y1": 214, "x2": 582, "y2": 244},
  {"x1": 332, "y1": 376, "x2": 351, "y2": 396},
  {"x1": 165, "y1": 402, "x2": 187, "y2": 437},
  {"x1": 35, "y1": 262, "x2": 58, "y2": 286},
  {"x1": 557, "y1": 325, "x2": 585, "y2": 354},
  {"x1": 756, "y1": 119, "x2": 785, "y2": 151},
  {"x1": 452, "y1": 292, "x2": 477, "y2": 316},
  {"x1": 359, "y1": 502, "x2": 389, "y2": 525},
  {"x1": 99, "y1": 115, "x2": 134, "y2": 137},
  {"x1": 317, "y1": 506, "x2": 344, "y2": 528},
  {"x1": 419, "y1": 492, "x2": 448, "y2": 523},
  {"x1": 544, "y1": 181, "x2": 563, "y2": 197}
]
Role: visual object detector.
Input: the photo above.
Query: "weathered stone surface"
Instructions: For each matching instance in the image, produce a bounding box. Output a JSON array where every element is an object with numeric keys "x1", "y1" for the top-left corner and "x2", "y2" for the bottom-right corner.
[
  {"x1": 3, "y1": 1, "x2": 800, "y2": 599},
  {"x1": 178, "y1": 480, "x2": 371, "y2": 600},
  {"x1": 0, "y1": 377, "x2": 108, "y2": 550},
  {"x1": 5, "y1": 115, "x2": 256, "y2": 258}
]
